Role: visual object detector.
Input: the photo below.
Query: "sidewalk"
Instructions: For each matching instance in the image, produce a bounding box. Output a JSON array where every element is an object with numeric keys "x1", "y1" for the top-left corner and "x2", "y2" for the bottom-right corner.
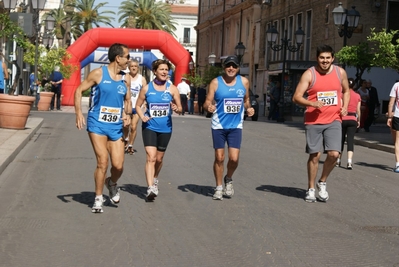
[
  {"x1": 0, "y1": 97, "x2": 89, "y2": 175},
  {"x1": 0, "y1": 104, "x2": 394, "y2": 175}
]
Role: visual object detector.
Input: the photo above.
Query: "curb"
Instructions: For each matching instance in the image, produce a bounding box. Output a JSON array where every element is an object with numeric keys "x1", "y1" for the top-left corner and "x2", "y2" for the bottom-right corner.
[{"x1": 0, "y1": 117, "x2": 44, "y2": 175}]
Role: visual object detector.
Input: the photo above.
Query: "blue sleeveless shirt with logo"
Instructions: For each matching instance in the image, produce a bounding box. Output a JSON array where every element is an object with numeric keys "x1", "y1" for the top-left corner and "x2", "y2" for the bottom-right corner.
[
  {"x1": 87, "y1": 66, "x2": 128, "y2": 130},
  {"x1": 142, "y1": 82, "x2": 173, "y2": 133},
  {"x1": 212, "y1": 75, "x2": 246, "y2": 129}
]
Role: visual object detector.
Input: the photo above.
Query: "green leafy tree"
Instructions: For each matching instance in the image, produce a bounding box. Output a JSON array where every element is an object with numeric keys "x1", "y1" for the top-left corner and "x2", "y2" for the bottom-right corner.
[
  {"x1": 202, "y1": 65, "x2": 223, "y2": 85},
  {"x1": 336, "y1": 28, "x2": 399, "y2": 85},
  {"x1": 118, "y1": 0, "x2": 177, "y2": 35},
  {"x1": 183, "y1": 68, "x2": 204, "y2": 88},
  {"x1": 23, "y1": 43, "x2": 77, "y2": 81},
  {"x1": 0, "y1": 13, "x2": 29, "y2": 48}
]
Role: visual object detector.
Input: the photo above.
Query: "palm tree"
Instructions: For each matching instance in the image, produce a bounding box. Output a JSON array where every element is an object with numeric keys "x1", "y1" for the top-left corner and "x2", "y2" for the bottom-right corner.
[
  {"x1": 118, "y1": 0, "x2": 177, "y2": 35},
  {"x1": 65, "y1": 0, "x2": 116, "y2": 77},
  {"x1": 66, "y1": 0, "x2": 116, "y2": 38}
]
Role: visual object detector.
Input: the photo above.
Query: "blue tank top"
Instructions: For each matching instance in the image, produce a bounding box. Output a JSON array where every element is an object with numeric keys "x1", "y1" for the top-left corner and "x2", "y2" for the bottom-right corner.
[
  {"x1": 142, "y1": 82, "x2": 173, "y2": 133},
  {"x1": 212, "y1": 75, "x2": 246, "y2": 129},
  {"x1": 87, "y1": 66, "x2": 128, "y2": 130}
]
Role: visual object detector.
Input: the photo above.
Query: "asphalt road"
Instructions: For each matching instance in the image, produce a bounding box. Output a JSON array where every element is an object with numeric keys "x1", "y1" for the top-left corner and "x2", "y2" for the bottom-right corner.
[{"x1": 0, "y1": 112, "x2": 398, "y2": 267}]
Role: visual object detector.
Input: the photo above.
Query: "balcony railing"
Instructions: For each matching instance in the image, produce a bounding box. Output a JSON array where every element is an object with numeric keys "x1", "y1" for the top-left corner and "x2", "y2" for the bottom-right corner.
[{"x1": 179, "y1": 38, "x2": 197, "y2": 45}]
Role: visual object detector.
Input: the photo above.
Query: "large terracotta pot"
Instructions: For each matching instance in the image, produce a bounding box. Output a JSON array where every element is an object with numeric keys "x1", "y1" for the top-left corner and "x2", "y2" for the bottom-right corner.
[
  {"x1": 37, "y1": 92, "x2": 55, "y2": 111},
  {"x1": 0, "y1": 94, "x2": 35, "y2": 130}
]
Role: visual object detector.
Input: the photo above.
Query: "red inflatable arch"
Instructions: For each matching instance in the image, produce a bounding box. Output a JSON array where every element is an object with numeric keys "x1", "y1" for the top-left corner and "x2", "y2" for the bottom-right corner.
[{"x1": 62, "y1": 28, "x2": 191, "y2": 106}]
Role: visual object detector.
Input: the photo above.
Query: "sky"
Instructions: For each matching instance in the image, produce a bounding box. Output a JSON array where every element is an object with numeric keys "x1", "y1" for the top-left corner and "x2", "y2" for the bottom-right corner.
[{"x1": 98, "y1": 0, "x2": 124, "y2": 27}]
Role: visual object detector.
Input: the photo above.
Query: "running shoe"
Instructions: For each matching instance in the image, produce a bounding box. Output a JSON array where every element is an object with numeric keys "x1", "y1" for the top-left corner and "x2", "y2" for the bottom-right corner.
[
  {"x1": 394, "y1": 166, "x2": 399, "y2": 173},
  {"x1": 317, "y1": 181, "x2": 329, "y2": 202},
  {"x1": 335, "y1": 159, "x2": 341, "y2": 167},
  {"x1": 154, "y1": 179, "x2": 159, "y2": 191},
  {"x1": 212, "y1": 189, "x2": 223, "y2": 200},
  {"x1": 105, "y1": 177, "x2": 120, "y2": 204},
  {"x1": 347, "y1": 163, "x2": 353, "y2": 170},
  {"x1": 224, "y1": 180, "x2": 234, "y2": 197},
  {"x1": 146, "y1": 186, "x2": 158, "y2": 201},
  {"x1": 305, "y1": 188, "x2": 316, "y2": 203},
  {"x1": 92, "y1": 197, "x2": 104, "y2": 213}
]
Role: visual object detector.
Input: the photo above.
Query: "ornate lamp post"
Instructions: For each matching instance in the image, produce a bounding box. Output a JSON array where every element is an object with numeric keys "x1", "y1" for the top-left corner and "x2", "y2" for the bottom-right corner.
[
  {"x1": 332, "y1": 2, "x2": 361, "y2": 69},
  {"x1": 235, "y1": 42, "x2": 246, "y2": 66},
  {"x1": 208, "y1": 52, "x2": 216, "y2": 66},
  {"x1": 266, "y1": 26, "x2": 305, "y2": 122}
]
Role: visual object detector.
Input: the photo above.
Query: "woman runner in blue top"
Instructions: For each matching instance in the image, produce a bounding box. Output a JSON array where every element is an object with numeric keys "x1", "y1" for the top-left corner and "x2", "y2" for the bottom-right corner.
[
  {"x1": 74, "y1": 43, "x2": 132, "y2": 213},
  {"x1": 135, "y1": 59, "x2": 182, "y2": 201}
]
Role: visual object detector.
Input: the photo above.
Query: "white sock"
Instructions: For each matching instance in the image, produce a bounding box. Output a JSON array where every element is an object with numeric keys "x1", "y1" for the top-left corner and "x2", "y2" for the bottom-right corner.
[
  {"x1": 348, "y1": 159, "x2": 352, "y2": 164},
  {"x1": 337, "y1": 158, "x2": 341, "y2": 163},
  {"x1": 396, "y1": 162, "x2": 399, "y2": 168},
  {"x1": 96, "y1": 195, "x2": 103, "y2": 200},
  {"x1": 154, "y1": 178, "x2": 159, "y2": 185},
  {"x1": 216, "y1": 185, "x2": 223, "y2": 191}
]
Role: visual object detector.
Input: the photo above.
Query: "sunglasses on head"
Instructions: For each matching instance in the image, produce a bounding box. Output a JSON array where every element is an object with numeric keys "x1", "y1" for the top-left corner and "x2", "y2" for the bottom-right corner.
[{"x1": 225, "y1": 63, "x2": 238, "y2": 69}]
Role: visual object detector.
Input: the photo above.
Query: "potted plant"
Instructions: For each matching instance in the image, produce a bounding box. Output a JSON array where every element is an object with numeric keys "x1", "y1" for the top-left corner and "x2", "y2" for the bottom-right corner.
[
  {"x1": 0, "y1": 14, "x2": 35, "y2": 129},
  {"x1": 36, "y1": 80, "x2": 54, "y2": 111}
]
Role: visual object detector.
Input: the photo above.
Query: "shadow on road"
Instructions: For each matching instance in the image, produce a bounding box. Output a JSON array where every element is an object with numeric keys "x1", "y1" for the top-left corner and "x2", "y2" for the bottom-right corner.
[
  {"x1": 256, "y1": 185, "x2": 305, "y2": 199},
  {"x1": 120, "y1": 184, "x2": 147, "y2": 200},
  {"x1": 177, "y1": 184, "x2": 214, "y2": 197},
  {"x1": 57, "y1": 191, "x2": 94, "y2": 207},
  {"x1": 356, "y1": 161, "x2": 393, "y2": 172}
]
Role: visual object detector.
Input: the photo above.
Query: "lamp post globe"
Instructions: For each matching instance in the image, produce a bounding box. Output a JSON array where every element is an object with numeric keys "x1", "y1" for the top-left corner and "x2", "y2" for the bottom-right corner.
[{"x1": 208, "y1": 52, "x2": 216, "y2": 66}]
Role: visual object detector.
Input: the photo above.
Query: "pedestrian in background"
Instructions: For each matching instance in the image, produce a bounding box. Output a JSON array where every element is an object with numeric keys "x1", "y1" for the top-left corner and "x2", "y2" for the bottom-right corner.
[
  {"x1": 197, "y1": 85, "x2": 206, "y2": 115},
  {"x1": 268, "y1": 80, "x2": 281, "y2": 120},
  {"x1": 188, "y1": 83, "x2": 196, "y2": 114},
  {"x1": 0, "y1": 57, "x2": 9, "y2": 94},
  {"x1": 177, "y1": 77, "x2": 190, "y2": 115},
  {"x1": 49, "y1": 66, "x2": 63, "y2": 111},
  {"x1": 74, "y1": 43, "x2": 132, "y2": 213},
  {"x1": 387, "y1": 80, "x2": 399, "y2": 173},
  {"x1": 357, "y1": 79, "x2": 369, "y2": 131},
  {"x1": 204, "y1": 55, "x2": 254, "y2": 200},
  {"x1": 336, "y1": 78, "x2": 361, "y2": 170},
  {"x1": 135, "y1": 59, "x2": 182, "y2": 201},
  {"x1": 292, "y1": 44, "x2": 350, "y2": 203},
  {"x1": 364, "y1": 79, "x2": 380, "y2": 132}
]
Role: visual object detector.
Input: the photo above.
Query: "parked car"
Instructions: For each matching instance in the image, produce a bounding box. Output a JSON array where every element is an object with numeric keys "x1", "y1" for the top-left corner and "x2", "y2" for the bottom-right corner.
[{"x1": 244, "y1": 89, "x2": 259, "y2": 121}]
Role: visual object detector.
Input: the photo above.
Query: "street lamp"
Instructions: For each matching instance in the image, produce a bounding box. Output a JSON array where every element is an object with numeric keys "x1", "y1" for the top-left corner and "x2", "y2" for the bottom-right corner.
[
  {"x1": 208, "y1": 52, "x2": 216, "y2": 66},
  {"x1": 266, "y1": 26, "x2": 305, "y2": 122},
  {"x1": 235, "y1": 42, "x2": 246, "y2": 65},
  {"x1": 2, "y1": 0, "x2": 18, "y2": 9},
  {"x1": 32, "y1": 0, "x2": 50, "y2": 109},
  {"x1": 332, "y1": 2, "x2": 361, "y2": 48}
]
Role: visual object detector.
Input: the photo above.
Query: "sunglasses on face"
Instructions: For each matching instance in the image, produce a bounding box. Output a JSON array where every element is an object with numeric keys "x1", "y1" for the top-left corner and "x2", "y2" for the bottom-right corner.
[
  {"x1": 225, "y1": 63, "x2": 238, "y2": 69},
  {"x1": 120, "y1": 54, "x2": 130, "y2": 60}
]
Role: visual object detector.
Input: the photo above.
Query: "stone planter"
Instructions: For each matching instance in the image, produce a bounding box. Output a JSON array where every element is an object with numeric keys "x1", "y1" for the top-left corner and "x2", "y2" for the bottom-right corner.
[
  {"x1": 37, "y1": 92, "x2": 55, "y2": 111},
  {"x1": 0, "y1": 94, "x2": 35, "y2": 130}
]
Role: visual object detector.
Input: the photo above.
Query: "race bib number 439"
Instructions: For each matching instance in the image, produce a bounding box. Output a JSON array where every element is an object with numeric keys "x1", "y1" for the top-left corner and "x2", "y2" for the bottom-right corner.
[
  {"x1": 224, "y1": 98, "x2": 243, "y2": 113},
  {"x1": 317, "y1": 91, "x2": 338, "y2": 106},
  {"x1": 149, "y1": 103, "x2": 170, "y2": 118},
  {"x1": 98, "y1": 106, "x2": 121, "y2": 123}
]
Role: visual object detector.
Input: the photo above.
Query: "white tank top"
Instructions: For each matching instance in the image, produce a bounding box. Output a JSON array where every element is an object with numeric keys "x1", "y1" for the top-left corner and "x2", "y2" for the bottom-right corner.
[{"x1": 130, "y1": 74, "x2": 143, "y2": 108}]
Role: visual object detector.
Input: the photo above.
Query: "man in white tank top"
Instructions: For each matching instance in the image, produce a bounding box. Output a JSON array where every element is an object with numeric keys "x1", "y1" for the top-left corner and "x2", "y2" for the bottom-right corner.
[{"x1": 124, "y1": 59, "x2": 147, "y2": 154}]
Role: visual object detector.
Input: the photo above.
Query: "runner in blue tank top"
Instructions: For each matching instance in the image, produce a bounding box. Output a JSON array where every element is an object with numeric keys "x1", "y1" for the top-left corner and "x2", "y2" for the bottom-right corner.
[
  {"x1": 135, "y1": 59, "x2": 182, "y2": 201},
  {"x1": 74, "y1": 43, "x2": 132, "y2": 213},
  {"x1": 204, "y1": 55, "x2": 255, "y2": 200}
]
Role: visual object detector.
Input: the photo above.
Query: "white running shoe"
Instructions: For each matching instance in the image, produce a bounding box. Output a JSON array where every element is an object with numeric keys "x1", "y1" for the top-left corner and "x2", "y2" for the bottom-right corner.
[
  {"x1": 305, "y1": 188, "x2": 316, "y2": 203},
  {"x1": 146, "y1": 186, "x2": 158, "y2": 201},
  {"x1": 317, "y1": 181, "x2": 329, "y2": 202},
  {"x1": 92, "y1": 197, "x2": 104, "y2": 213},
  {"x1": 105, "y1": 177, "x2": 120, "y2": 204},
  {"x1": 212, "y1": 189, "x2": 223, "y2": 200},
  {"x1": 224, "y1": 181, "x2": 234, "y2": 197}
]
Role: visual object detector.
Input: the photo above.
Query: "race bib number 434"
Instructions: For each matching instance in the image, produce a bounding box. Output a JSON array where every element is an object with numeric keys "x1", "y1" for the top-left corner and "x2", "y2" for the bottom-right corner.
[
  {"x1": 224, "y1": 98, "x2": 243, "y2": 113},
  {"x1": 98, "y1": 106, "x2": 121, "y2": 123},
  {"x1": 149, "y1": 103, "x2": 170, "y2": 117},
  {"x1": 317, "y1": 91, "x2": 338, "y2": 106}
]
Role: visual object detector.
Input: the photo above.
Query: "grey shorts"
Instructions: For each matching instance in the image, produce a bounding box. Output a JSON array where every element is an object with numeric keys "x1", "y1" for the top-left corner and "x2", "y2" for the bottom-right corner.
[{"x1": 305, "y1": 120, "x2": 342, "y2": 154}]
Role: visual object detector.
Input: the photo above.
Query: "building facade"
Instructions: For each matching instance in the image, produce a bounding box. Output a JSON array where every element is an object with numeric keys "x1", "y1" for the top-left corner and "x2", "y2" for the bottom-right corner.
[{"x1": 196, "y1": 0, "x2": 397, "y2": 118}]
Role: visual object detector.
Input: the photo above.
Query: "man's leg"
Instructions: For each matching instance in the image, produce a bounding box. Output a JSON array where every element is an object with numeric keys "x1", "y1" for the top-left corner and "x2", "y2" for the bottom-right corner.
[
  {"x1": 307, "y1": 152, "x2": 320, "y2": 189},
  {"x1": 50, "y1": 94, "x2": 55, "y2": 110},
  {"x1": 88, "y1": 133, "x2": 110, "y2": 196},
  {"x1": 56, "y1": 90, "x2": 61, "y2": 110},
  {"x1": 213, "y1": 148, "x2": 225, "y2": 186},
  {"x1": 128, "y1": 114, "x2": 139, "y2": 151},
  {"x1": 319, "y1": 151, "x2": 339, "y2": 183}
]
